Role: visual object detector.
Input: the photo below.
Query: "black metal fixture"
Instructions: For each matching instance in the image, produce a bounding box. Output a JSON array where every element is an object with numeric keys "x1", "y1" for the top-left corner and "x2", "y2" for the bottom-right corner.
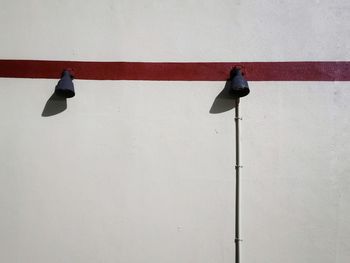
[
  {"x1": 55, "y1": 69, "x2": 75, "y2": 98},
  {"x1": 229, "y1": 67, "x2": 250, "y2": 263},
  {"x1": 229, "y1": 67, "x2": 250, "y2": 98}
]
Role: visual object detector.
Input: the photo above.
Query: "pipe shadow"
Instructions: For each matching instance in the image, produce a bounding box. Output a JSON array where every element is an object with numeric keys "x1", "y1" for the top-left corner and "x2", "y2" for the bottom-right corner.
[
  {"x1": 41, "y1": 93, "x2": 67, "y2": 117},
  {"x1": 209, "y1": 79, "x2": 238, "y2": 114}
]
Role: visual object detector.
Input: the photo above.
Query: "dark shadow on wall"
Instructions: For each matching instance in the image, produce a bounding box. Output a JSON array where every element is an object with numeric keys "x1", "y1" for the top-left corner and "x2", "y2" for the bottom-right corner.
[
  {"x1": 41, "y1": 93, "x2": 67, "y2": 117},
  {"x1": 209, "y1": 79, "x2": 237, "y2": 114}
]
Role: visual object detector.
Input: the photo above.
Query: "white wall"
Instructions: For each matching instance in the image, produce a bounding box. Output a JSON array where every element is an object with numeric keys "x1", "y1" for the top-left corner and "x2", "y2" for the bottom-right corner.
[{"x1": 0, "y1": 1, "x2": 349, "y2": 263}]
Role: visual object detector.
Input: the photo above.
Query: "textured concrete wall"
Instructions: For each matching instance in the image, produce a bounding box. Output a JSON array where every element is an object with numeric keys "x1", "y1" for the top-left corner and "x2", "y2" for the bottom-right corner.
[{"x1": 0, "y1": 1, "x2": 349, "y2": 263}]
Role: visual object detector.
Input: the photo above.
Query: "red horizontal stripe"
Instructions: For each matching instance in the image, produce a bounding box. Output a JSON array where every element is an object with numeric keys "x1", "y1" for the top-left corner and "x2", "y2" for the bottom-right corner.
[{"x1": 0, "y1": 60, "x2": 349, "y2": 81}]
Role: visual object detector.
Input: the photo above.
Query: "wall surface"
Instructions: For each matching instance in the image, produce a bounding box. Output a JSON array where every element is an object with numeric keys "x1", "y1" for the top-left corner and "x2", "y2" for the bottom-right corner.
[{"x1": 0, "y1": 1, "x2": 349, "y2": 263}]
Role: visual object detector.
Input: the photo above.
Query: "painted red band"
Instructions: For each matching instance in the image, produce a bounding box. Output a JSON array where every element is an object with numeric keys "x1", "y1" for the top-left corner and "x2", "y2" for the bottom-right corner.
[{"x1": 0, "y1": 60, "x2": 349, "y2": 81}]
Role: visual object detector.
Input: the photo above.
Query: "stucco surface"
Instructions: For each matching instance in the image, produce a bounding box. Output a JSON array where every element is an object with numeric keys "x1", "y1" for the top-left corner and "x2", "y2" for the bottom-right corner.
[{"x1": 0, "y1": 1, "x2": 349, "y2": 263}]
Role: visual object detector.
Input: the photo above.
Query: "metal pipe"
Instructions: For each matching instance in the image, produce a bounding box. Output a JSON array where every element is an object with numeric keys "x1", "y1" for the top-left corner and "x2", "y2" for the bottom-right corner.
[{"x1": 234, "y1": 98, "x2": 242, "y2": 263}]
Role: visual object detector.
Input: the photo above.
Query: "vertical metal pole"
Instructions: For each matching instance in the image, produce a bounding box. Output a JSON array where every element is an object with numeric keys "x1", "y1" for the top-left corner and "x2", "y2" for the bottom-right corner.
[{"x1": 234, "y1": 98, "x2": 241, "y2": 263}]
